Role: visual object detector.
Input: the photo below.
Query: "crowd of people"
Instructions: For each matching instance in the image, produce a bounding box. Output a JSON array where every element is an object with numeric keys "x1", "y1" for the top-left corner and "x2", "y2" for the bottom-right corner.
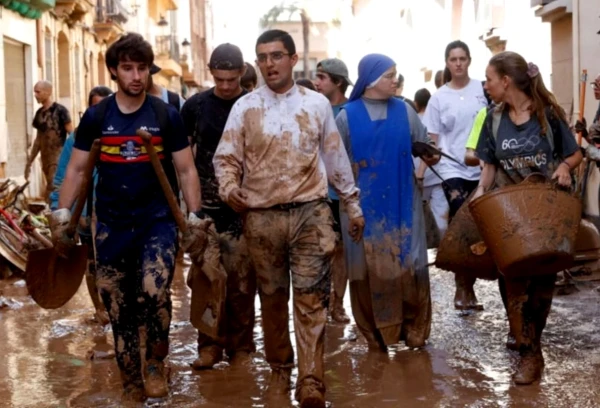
[{"x1": 30, "y1": 25, "x2": 595, "y2": 407}]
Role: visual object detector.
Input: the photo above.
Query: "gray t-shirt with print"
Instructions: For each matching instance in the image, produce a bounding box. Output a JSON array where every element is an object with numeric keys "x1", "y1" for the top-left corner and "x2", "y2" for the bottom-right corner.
[{"x1": 477, "y1": 109, "x2": 579, "y2": 184}]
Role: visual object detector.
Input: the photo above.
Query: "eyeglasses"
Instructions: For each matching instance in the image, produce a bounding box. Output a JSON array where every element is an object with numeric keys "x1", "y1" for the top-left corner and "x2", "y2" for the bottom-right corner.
[
  {"x1": 256, "y1": 51, "x2": 291, "y2": 64},
  {"x1": 591, "y1": 82, "x2": 600, "y2": 89}
]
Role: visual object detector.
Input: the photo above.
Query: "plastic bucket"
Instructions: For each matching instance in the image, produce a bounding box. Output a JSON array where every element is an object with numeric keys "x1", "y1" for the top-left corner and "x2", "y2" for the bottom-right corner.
[{"x1": 469, "y1": 178, "x2": 581, "y2": 278}]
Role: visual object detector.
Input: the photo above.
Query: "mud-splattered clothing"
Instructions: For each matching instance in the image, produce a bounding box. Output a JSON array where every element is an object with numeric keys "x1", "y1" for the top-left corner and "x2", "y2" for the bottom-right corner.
[
  {"x1": 442, "y1": 178, "x2": 479, "y2": 219},
  {"x1": 181, "y1": 88, "x2": 256, "y2": 358},
  {"x1": 74, "y1": 95, "x2": 188, "y2": 226},
  {"x1": 213, "y1": 84, "x2": 362, "y2": 220},
  {"x1": 336, "y1": 97, "x2": 432, "y2": 348},
  {"x1": 31, "y1": 102, "x2": 71, "y2": 199},
  {"x1": 476, "y1": 107, "x2": 579, "y2": 360},
  {"x1": 243, "y1": 200, "x2": 335, "y2": 393},
  {"x1": 95, "y1": 219, "x2": 177, "y2": 387}
]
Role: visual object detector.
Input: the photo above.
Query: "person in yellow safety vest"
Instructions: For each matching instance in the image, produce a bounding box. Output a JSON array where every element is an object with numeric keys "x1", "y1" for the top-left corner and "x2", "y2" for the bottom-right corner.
[{"x1": 465, "y1": 106, "x2": 489, "y2": 166}]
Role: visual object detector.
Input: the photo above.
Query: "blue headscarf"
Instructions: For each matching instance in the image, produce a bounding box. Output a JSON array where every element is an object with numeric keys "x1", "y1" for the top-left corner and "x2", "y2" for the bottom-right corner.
[{"x1": 348, "y1": 54, "x2": 396, "y2": 101}]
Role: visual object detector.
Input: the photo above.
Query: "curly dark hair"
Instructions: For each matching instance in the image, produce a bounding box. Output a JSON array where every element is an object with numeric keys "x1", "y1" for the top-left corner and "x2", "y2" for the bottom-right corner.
[{"x1": 105, "y1": 33, "x2": 154, "y2": 80}]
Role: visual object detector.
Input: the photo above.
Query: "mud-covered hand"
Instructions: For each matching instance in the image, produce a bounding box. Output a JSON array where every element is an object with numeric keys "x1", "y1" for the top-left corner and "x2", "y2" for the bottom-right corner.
[
  {"x1": 49, "y1": 208, "x2": 75, "y2": 259},
  {"x1": 181, "y1": 212, "x2": 212, "y2": 263},
  {"x1": 348, "y1": 216, "x2": 365, "y2": 242},
  {"x1": 226, "y1": 188, "x2": 249, "y2": 213},
  {"x1": 551, "y1": 162, "x2": 572, "y2": 187}
]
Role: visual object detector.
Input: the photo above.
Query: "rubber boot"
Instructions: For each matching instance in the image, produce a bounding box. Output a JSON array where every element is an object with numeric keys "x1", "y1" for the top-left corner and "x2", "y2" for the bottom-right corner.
[{"x1": 143, "y1": 359, "x2": 169, "y2": 398}]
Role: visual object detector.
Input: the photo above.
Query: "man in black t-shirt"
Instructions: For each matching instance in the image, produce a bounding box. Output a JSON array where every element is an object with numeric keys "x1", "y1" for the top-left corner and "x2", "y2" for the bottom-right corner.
[
  {"x1": 51, "y1": 33, "x2": 203, "y2": 402},
  {"x1": 26, "y1": 80, "x2": 73, "y2": 201},
  {"x1": 180, "y1": 43, "x2": 256, "y2": 370}
]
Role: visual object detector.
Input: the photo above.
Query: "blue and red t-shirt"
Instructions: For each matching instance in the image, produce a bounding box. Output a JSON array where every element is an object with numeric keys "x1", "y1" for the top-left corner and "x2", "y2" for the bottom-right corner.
[{"x1": 74, "y1": 95, "x2": 189, "y2": 226}]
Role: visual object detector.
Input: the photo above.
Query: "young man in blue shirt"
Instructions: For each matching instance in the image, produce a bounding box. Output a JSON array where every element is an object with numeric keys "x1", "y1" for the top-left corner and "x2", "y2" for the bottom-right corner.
[{"x1": 51, "y1": 33, "x2": 203, "y2": 402}]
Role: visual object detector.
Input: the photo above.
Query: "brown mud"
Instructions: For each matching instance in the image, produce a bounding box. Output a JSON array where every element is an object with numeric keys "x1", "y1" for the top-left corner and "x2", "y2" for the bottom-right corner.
[{"x1": 1, "y1": 255, "x2": 600, "y2": 407}]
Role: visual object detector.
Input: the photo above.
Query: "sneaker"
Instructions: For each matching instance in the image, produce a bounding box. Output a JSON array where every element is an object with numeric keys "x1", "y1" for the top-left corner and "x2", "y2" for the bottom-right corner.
[
  {"x1": 331, "y1": 306, "x2": 351, "y2": 323},
  {"x1": 192, "y1": 345, "x2": 223, "y2": 370},
  {"x1": 143, "y1": 360, "x2": 169, "y2": 398}
]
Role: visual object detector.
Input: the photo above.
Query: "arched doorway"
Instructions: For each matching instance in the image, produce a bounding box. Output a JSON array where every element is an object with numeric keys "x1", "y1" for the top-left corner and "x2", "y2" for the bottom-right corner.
[{"x1": 57, "y1": 32, "x2": 71, "y2": 109}]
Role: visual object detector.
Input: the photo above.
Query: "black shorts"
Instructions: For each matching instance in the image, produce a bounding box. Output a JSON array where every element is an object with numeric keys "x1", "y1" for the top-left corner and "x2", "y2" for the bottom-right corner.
[{"x1": 328, "y1": 199, "x2": 341, "y2": 233}]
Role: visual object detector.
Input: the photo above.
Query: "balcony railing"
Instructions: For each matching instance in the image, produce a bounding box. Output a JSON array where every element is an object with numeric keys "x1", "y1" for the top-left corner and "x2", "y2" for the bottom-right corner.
[
  {"x1": 155, "y1": 35, "x2": 180, "y2": 62},
  {"x1": 96, "y1": 0, "x2": 128, "y2": 24}
]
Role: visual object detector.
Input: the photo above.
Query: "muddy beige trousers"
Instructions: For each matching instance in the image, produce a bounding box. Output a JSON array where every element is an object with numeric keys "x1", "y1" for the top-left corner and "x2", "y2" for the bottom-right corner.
[
  {"x1": 244, "y1": 200, "x2": 335, "y2": 398},
  {"x1": 194, "y1": 230, "x2": 257, "y2": 356}
]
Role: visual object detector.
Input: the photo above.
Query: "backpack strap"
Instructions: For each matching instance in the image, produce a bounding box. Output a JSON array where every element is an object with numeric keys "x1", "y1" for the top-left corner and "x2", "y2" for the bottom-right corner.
[
  {"x1": 148, "y1": 94, "x2": 171, "y2": 138},
  {"x1": 492, "y1": 107, "x2": 501, "y2": 141},
  {"x1": 190, "y1": 95, "x2": 206, "y2": 150}
]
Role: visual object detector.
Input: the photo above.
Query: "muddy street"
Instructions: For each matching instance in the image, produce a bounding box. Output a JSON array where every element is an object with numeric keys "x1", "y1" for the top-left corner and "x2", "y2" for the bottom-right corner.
[{"x1": 0, "y1": 257, "x2": 600, "y2": 408}]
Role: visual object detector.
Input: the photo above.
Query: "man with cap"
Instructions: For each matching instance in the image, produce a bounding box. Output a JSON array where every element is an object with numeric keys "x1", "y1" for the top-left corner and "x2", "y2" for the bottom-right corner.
[
  {"x1": 180, "y1": 43, "x2": 257, "y2": 369},
  {"x1": 314, "y1": 58, "x2": 352, "y2": 323},
  {"x1": 214, "y1": 30, "x2": 364, "y2": 408},
  {"x1": 147, "y1": 63, "x2": 185, "y2": 110},
  {"x1": 335, "y1": 54, "x2": 438, "y2": 352}
]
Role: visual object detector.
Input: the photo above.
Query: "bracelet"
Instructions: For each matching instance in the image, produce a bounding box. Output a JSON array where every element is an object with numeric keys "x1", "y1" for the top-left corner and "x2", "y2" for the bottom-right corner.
[{"x1": 560, "y1": 161, "x2": 570, "y2": 171}]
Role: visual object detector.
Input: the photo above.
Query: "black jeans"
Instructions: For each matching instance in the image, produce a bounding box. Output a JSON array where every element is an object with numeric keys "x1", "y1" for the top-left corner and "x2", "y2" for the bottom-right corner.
[{"x1": 442, "y1": 178, "x2": 479, "y2": 220}]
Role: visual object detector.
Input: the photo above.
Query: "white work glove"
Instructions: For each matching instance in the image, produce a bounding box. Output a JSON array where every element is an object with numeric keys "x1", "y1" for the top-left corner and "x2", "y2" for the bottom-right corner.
[{"x1": 49, "y1": 208, "x2": 75, "y2": 259}]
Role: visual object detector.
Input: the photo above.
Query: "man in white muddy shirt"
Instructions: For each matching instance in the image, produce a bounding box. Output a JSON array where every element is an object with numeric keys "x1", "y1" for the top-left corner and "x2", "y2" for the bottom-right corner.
[{"x1": 213, "y1": 29, "x2": 364, "y2": 408}]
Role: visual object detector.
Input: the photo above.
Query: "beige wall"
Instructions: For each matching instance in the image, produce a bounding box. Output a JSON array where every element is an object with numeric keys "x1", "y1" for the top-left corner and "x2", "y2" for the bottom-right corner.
[
  {"x1": 551, "y1": 16, "x2": 574, "y2": 115},
  {"x1": 579, "y1": 0, "x2": 600, "y2": 124}
]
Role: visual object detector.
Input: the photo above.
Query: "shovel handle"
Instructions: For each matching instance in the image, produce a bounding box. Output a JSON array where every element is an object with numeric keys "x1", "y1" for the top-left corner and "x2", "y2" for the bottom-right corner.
[
  {"x1": 136, "y1": 129, "x2": 188, "y2": 232},
  {"x1": 66, "y1": 139, "x2": 100, "y2": 237}
]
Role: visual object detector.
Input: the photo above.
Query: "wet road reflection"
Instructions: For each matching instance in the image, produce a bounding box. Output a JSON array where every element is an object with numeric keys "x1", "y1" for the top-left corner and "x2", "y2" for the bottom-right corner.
[{"x1": 1, "y1": 257, "x2": 600, "y2": 407}]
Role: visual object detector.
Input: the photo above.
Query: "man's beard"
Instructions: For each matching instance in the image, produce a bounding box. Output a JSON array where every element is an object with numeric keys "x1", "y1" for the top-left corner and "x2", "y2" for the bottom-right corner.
[{"x1": 117, "y1": 78, "x2": 145, "y2": 97}]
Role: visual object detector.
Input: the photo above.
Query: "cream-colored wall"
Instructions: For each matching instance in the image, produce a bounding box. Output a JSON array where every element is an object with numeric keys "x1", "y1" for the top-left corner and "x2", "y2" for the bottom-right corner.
[{"x1": 551, "y1": 17, "x2": 573, "y2": 115}]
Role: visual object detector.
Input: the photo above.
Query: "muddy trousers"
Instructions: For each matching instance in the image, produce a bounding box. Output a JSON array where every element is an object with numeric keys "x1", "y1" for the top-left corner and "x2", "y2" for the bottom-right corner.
[
  {"x1": 196, "y1": 231, "x2": 257, "y2": 356},
  {"x1": 498, "y1": 274, "x2": 556, "y2": 352},
  {"x1": 244, "y1": 200, "x2": 335, "y2": 397},
  {"x1": 442, "y1": 178, "x2": 479, "y2": 302},
  {"x1": 42, "y1": 164, "x2": 57, "y2": 203},
  {"x1": 95, "y1": 220, "x2": 178, "y2": 388},
  {"x1": 79, "y1": 232, "x2": 106, "y2": 317}
]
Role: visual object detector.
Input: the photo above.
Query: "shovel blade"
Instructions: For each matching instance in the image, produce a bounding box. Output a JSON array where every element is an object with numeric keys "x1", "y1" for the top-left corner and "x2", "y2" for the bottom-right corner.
[
  {"x1": 25, "y1": 244, "x2": 89, "y2": 309},
  {"x1": 190, "y1": 264, "x2": 226, "y2": 339}
]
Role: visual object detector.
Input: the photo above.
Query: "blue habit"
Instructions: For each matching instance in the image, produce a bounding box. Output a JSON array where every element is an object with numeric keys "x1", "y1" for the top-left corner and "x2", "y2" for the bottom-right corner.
[{"x1": 345, "y1": 97, "x2": 417, "y2": 334}]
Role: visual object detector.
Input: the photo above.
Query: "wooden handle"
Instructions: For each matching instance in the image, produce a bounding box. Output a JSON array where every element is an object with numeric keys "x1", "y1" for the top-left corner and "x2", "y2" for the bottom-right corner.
[
  {"x1": 66, "y1": 139, "x2": 100, "y2": 236},
  {"x1": 577, "y1": 69, "x2": 588, "y2": 146},
  {"x1": 136, "y1": 129, "x2": 187, "y2": 232}
]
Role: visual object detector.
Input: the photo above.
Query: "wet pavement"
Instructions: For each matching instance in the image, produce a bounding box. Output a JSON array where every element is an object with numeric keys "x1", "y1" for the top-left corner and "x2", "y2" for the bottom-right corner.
[{"x1": 1, "y1": 256, "x2": 600, "y2": 407}]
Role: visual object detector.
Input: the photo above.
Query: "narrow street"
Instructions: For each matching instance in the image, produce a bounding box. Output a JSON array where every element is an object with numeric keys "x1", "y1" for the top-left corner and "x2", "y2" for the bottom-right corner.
[{"x1": 0, "y1": 258, "x2": 598, "y2": 408}]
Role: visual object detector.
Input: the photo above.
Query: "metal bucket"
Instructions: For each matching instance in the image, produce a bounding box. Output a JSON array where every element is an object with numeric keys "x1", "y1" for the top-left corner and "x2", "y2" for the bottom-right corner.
[
  {"x1": 435, "y1": 193, "x2": 499, "y2": 281},
  {"x1": 469, "y1": 178, "x2": 581, "y2": 278}
]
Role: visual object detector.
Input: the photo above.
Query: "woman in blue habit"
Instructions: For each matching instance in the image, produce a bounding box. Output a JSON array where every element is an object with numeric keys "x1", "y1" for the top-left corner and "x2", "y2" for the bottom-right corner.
[{"x1": 335, "y1": 54, "x2": 436, "y2": 350}]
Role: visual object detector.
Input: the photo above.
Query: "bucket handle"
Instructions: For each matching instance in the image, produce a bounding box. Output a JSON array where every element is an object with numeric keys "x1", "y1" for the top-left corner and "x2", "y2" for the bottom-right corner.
[{"x1": 521, "y1": 172, "x2": 576, "y2": 195}]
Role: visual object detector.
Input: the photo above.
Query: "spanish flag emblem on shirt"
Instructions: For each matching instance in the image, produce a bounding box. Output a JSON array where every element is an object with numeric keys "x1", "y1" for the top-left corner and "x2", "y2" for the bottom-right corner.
[{"x1": 100, "y1": 136, "x2": 165, "y2": 163}]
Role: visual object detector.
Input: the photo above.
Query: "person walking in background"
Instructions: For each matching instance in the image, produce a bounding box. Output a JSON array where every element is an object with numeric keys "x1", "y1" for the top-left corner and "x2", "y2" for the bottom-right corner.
[
  {"x1": 241, "y1": 62, "x2": 258, "y2": 91},
  {"x1": 315, "y1": 57, "x2": 354, "y2": 323},
  {"x1": 25, "y1": 80, "x2": 74, "y2": 201},
  {"x1": 180, "y1": 43, "x2": 257, "y2": 370},
  {"x1": 422, "y1": 40, "x2": 488, "y2": 311}
]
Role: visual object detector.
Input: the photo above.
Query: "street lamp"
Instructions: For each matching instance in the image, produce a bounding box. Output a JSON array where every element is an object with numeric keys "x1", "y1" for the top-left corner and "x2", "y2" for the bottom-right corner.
[{"x1": 158, "y1": 15, "x2": 168, "y2": 26}]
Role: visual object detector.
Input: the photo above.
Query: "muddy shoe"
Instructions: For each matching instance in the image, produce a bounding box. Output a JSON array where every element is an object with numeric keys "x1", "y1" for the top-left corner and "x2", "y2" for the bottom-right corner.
[
  {"x1": 143, "y1": 360, "x2": 169, "y2": 398},
  {"x1": 296, "y1": 382, "x2": 326, "y2": 408},
  {"x1": 331, "y1": 305, "x2": 351, "y2": 323},
  {"x1": 266, "y1": 368, "x2": 291, "y2": 396},
  {"x1": 229, "y1": 351, "x2": 252, "y2": 367},
  {"x1": 192, "y1": 345, "x2": 223, "y2": 370},
  {"x1": 513, "y1": 351, "x2": 544, "y2": 385}
]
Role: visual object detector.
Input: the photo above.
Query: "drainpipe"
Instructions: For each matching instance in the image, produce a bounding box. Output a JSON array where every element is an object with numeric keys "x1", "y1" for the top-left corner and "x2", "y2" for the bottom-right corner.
[
  {"x1": 36, "y1": 18, "x2": 43, "y2": 70},
  {"x1": 572, "y1": 0, "x2": 580, "y2": 123}
]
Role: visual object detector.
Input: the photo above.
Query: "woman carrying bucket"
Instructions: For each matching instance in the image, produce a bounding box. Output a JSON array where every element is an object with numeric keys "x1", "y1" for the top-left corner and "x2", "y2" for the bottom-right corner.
[{"x1": 473, "y1": 51, "x2": 583, "y2": 385}]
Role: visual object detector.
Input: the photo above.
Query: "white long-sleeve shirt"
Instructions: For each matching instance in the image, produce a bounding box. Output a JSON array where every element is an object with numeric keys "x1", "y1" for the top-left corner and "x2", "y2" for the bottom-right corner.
[{"x1": 213, "y1": 84, "x2": 362, "y2": 219}]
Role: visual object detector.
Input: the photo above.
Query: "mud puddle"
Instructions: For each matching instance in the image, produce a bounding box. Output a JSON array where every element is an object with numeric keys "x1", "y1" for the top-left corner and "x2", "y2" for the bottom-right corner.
[{"x1": 0, "y1": 255, "x2": 599, "y2": 407}]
